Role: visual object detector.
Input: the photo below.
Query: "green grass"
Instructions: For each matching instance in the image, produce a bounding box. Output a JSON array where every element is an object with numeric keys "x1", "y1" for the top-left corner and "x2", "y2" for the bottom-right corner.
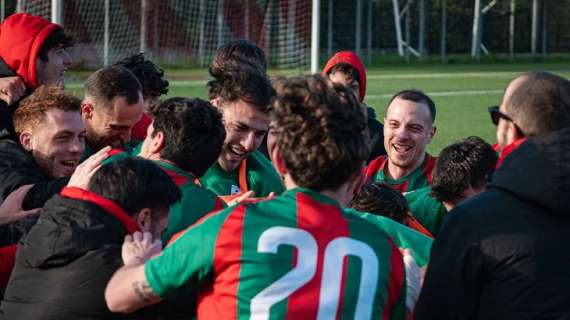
[{"x1": 66, "y1": 62, "x2": 570, "y2": 155}]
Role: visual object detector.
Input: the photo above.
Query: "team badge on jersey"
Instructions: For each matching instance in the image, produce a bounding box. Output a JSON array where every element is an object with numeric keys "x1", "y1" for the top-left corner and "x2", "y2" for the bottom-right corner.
[{"x1": 230, "y1": 184, "x2": 241, "y2": 195}]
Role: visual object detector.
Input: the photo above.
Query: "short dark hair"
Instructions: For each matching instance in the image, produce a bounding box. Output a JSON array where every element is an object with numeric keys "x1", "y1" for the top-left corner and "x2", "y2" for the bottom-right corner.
[
  {"x1": 348, "y1": 182, "x2": 408, "y2": 223},
  {"x1": 388, "y1": 89, "x2": 436, "y2": 122},
  {"x1": 84, "y1": 65, "x2": 142, "y2": 107},
  {"x1": 88, "y1": 157, "x2": 181, "y2": 216},
  {"x1": 431, "y1": 136, "x2": 497, "y2": 203},
  {"x1": 211, "y1": 39, "x2": 267, "y2": 72},
  {"x1": 114, "y1": 53, "x2": 169, "y2": 99},
  {"x1": 327, "y1": 63, "x2": 362, "y2": 90},
  {"x1": 207, "y1": 59, "x2": 274, "y2": 113},
  {"x1": 149, "y1": 97, "x2": 226, "y2": 177},
  {"x1": 508, "y1": 71, "x2": 570, "y2": 136},
  {"x1": 14, "y1": 86, "x2": 81, "y2": 134},
  {"x1": 38, "y1": 28, "x2": 74, "y2": 62},
  {"x1": 272, "y1": 74, "x2": 369, "y2": 191}
]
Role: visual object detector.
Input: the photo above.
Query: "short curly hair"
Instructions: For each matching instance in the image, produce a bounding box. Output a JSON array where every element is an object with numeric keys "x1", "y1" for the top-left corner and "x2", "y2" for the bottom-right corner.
[
  {"x1": 114, "y1": 53, "x2": 169, "y2": 99},
  {"x1": 207, "y1": 60, "x2": 274, "y2": 113},
  {"x1": 348, "y1": 182, "x2": 408, "y2": 223},
  {"x1": 149, "y1": 97, "x2": 226, "y2": 177},
  {"x1": 272, "y1": 75, "x2": 369, "y2": 191},
  {"x1": 13, "y1": 86, "x2": 81, "y2": 134},
  {"x1": 431, "y1": 136, "x2": 497, "y2": 202}
]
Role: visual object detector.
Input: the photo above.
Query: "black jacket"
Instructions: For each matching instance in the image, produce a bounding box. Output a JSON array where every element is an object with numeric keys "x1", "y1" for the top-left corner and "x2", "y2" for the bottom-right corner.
[
  {"x1": 0, "y1": 140, "x2": 68, "y2": 248},
  {"x1": 415, "y1": 128, "x2": 570, "y2": 319},
  {"x1": 0, "y1": 58, "x2": 32, "y2": 143},
  {"x1": 0, "y1": 189, "x2": 156, "y2": 320},
  {"x1": 366, "y1": 106, "x2": 386, "y2": 162}
]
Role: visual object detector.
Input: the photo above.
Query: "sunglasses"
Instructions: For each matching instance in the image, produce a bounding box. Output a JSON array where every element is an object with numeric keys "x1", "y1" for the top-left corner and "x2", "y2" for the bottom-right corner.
[{"x1": 488, "y1": 106, "x2": 526, "y2": 136}]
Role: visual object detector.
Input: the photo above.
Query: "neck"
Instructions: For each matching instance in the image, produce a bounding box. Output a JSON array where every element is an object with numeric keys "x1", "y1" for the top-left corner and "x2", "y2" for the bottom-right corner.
[
  {"x1": 385, "y1": 153, "x2": 426, "y2": 180},
  {"x1": 283, "y1": 174, "x2": 353, "y2": 206},
  {"x1": 442, "y1": 201, "x2": 454, "y2": 212}
]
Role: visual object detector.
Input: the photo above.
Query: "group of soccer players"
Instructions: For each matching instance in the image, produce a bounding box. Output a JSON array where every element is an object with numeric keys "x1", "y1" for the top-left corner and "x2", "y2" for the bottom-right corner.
[{"x1": 0, "y1": 12, "x2": 569, "y2": 320}]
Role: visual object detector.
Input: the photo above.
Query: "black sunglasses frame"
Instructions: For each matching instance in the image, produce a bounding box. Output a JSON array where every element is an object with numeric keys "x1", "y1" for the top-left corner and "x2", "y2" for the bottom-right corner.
[{"x1": 488, "y1": 106, "x2": 526, "y2": 136}]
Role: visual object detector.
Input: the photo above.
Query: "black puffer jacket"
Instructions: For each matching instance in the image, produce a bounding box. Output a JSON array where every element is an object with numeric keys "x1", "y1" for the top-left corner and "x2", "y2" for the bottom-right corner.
[
  {"x1": 415, "y1": 127, "x2": 570, "y2": 319},
  {"x1": 0, "y1": 140, "x2": 68, "y2": 247},
  {"x1": 0, "y1": 188, "x2": 157, "y2": 319}
]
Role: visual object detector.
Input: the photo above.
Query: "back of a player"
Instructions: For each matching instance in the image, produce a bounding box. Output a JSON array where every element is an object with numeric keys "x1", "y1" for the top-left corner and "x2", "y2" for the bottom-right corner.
[{"x1": 194, "y1": 189, "x2": 406, "y2": 319}]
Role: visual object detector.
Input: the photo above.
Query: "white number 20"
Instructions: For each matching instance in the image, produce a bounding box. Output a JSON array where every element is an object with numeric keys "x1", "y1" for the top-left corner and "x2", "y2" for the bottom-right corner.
[{"x1": 250, "y1": 226, "x2": 379, "y2": 319}]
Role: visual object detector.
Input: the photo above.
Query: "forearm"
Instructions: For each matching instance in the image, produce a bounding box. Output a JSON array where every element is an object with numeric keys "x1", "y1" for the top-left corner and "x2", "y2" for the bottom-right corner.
[{"x1": 105, "y1": 262, "x2": 161, "y2": 314}]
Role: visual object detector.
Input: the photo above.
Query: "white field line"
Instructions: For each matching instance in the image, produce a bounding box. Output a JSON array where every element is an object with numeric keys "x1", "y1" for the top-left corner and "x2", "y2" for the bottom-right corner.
[
  {"x1": 366, "y1": 71, "x2": 521, "y2": 80},
  {"x1": 367, "y1": 89, "x2": 504, "y2": 99}
]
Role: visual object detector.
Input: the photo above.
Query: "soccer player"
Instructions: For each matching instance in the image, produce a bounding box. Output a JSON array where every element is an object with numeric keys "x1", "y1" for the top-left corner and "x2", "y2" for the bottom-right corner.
[
  {"x1": 199, "y1": 59, "x2": 284, "y2": 201},
  {"x1": 2, "y1": 158, "x2": 181, "y2": 319},
  {"x1": 364, "y1": 90, "x2": 437, "y2": 192},
  {"x1": 113, "y1": 53, "x2": 169, "y2": 144},
  {"x1": 81, "y1": 65, "x2": 144, "y2": 160},
  {"x1": 323, "y1": 51, "x2": 386, "y2": 161},
  {"x1": 405, "y1": 136, "x2": 497, "y2": 236},
  {"x1": 0, "y1": 13, "x2": 73, "y2": 141},
  {"x1": 105, "y1": 75, "x2": 407, "y2": 319},
  {"x1": 416, "y1": 72, "x2": 570, "y2": 319},
  {"x1": 105, "y1": 97, "x2": 227, "y2": 243},
  {"x1": 0, "y1": 86, "x2": 83, "y2": 217}
]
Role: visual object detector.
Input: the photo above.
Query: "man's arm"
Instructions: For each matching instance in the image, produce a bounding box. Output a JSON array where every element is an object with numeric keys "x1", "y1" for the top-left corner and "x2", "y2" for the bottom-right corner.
[{"x1": 105, "y1": 231, "x2": 162, "y2": 313}]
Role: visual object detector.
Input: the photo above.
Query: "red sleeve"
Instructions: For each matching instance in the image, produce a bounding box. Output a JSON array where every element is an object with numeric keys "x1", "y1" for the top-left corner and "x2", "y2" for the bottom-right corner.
[{"x1": 0, "y1": 244, "x2": 17, "y2": 288}]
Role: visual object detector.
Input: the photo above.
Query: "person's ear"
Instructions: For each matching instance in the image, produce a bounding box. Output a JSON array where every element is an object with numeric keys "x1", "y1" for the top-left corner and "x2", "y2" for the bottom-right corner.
[
  {"x1": 272, "y1": 146, "x2": 287, "y2": 176},
  {"x1": 19, "y1": 132, "x2": 33, "y2": 151},
  {"x1": 149, "y1": 131, "x2": 165, "y2": 154},
  {"x1": 81, "y1": 102, "x2": 94, "y2": 119},
  {"x1": 135, "y1": 208, "x2": 152, "y2": 232},
  {"x1": 427, "y1": 125, "x2": 437, "y2": 143}
]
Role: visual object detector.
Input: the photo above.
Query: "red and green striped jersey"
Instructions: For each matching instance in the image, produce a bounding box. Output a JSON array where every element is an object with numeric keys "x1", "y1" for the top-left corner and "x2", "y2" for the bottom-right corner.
[
  {"x1": 405, "y1": 187, "x2": 448, "y2": 237},
  {"x1": 199, "y1": 150, "x2": 285, "y2": 199},
  {"x1": 364, "y1": 154, "x2": 436, "y2": 193},
  {"x1": 102, "y1": 152, "x2": 225, "y2": 243},
  {"x1": 145, "y1": 188, "x2": 406, "y2": 319},
  {"x1": 345, "y1": 209, "x2": 433, "y2": 267}
]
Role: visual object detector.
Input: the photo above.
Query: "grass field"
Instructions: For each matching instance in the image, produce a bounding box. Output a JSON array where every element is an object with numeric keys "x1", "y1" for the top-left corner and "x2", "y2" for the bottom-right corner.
[{"x1": 67, "y1": 62, "x2": 570, "y2": 155}]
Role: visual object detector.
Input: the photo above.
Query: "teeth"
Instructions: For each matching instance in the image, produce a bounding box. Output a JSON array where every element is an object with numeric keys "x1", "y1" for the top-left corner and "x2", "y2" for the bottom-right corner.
[{"x1": 61, "y1": 160, "x2": 77, "y2": 167}]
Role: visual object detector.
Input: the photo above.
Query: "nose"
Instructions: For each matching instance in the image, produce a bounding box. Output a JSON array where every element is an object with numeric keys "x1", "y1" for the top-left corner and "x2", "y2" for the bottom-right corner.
[
  {"x1": 241, "y1": 132, "x2": 257, "y2": 152},
  {"x1": 70, "y1": 137, "x2": 84, "y2": 154},
  {"x1": 63, "y1": 50, "x2": 72, "y2": 65}
]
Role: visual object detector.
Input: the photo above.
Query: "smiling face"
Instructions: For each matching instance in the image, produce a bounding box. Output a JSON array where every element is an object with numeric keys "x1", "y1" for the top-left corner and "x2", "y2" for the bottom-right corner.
[
  {"x1": 217, "y1": 99, "x2": 269, "y2": 172},
  {"x1": 36, "y1": 44, "x2": 72, "y2": 88},
  {"x1": 21, "y1": 108, "x2": 85, "y2": 178},
  {"x1": 384, "y1": 97, "x2": 435, "y2": 177},
  {"x1": 82, "y1": 94, "x2": 144, "y2": 151}
]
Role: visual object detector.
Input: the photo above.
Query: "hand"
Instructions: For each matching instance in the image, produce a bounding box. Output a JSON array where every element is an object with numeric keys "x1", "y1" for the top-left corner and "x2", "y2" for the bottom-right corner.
[
  {"x1": 0, "y1": 185, "x2": 41, "y2": 226},
  {"x1": 67, "y1": 146, "x2": 111, "y2": 189},
  {"x1": 400, "y1": 248, "x2": 421, "y2": 313},
  {"x1": 226, "y1": 190, "x2": 255, "y2": 206},
  {"x1": 0, "y1": 76, "x2": 26, "y2": 106},
  {"x1": 122, "y1": 231, "x2": 162, "y2": 267}
]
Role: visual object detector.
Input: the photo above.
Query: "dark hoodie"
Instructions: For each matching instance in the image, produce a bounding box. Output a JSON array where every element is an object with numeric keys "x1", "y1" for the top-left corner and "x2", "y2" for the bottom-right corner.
[
  {"x1": 0, "y1": 13, "x2": 61, "y2": 141},
  {"x1": 0, "y1": 187, "x2": 158, "y2": 319},
  {"x1": 322, "y1": 52, "x2": 386, "y2": 161},
  {"x1": 415, "y1": 127, "x2": 570, "y2": 319}
]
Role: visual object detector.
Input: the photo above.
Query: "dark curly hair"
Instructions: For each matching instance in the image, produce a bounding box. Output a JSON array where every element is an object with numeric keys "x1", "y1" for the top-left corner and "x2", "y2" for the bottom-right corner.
[
  {"x1": 348, "y1": 182, "x2": 408, "y2": 223},
  {"x1": 431, "y1": 136, "x2": 497, "y2": 203},
  {"x1": 272, "y1": 74, "x2": 369, "y2": 191},
  {"x1": 149, "y1": 97, "x2": 226, "y2": 177},
  {"x1": 114, "y1": 53, "x2": 169, "y2": 99},
  {"x1": 211, "y1": 39, "x2": 267, "y2": 73},
  {"x1": 207, "y1": 59, "x2": 274, "y2": 113}
]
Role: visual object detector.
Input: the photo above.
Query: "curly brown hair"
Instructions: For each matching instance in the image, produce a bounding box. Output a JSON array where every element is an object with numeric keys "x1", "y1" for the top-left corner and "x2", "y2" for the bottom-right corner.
[
  {"x1": 207, "y1": 60, "x2": 274, "y2": 113},
  {"x1": 13, "y1": 86, "x2": 81, "y2": 134},
  {"x1": 272, "y1": 75, "x2": 369, "y2": 191}
]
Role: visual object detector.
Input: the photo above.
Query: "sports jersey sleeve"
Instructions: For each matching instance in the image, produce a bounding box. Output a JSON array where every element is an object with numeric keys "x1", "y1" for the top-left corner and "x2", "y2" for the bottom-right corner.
[
  {"x1": 346, "y1": 209, "x2": 433, "y2": 267},
  {"x1": 145, "y1": 209, "x2": 231, "y2": 297},
  {"x1": 405, "y1": 187, "x2": 448, "y2": 236}
]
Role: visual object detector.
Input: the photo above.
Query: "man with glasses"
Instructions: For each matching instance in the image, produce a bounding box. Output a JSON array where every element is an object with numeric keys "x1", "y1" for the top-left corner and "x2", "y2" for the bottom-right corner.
[{"x1": 415, "y1": 71, "x2": 570, "y2": 319}]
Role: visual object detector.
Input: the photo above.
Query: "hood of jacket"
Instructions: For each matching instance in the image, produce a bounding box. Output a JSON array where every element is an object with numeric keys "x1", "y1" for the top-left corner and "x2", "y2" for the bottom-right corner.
[
  {"x1": 18, "y1": 187, "x2": 139, "y2": 268},
  {"x1": 322, "y1": 51, "x2": 367, "y2": 102},
  {"x1": 0, "y1": 13, "x2": 62, "y2": 89},
  {"x1": 489, "y1": 126, "x2": 570, "y2": 218}
]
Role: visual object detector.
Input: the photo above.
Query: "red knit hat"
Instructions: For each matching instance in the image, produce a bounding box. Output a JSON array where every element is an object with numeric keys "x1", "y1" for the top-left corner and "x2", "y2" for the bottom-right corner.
[{"x1": 322, "y1": 51, "x2": 367, "y2": 102}]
